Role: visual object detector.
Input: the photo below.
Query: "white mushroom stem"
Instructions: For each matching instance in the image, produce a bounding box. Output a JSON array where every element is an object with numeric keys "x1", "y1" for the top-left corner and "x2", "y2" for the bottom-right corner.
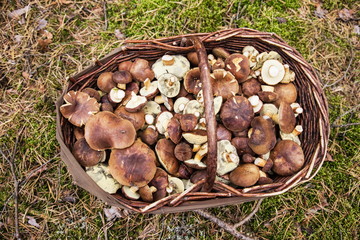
[
  {"x1": 199, "y1": 118, "x2": 206, "y2": 127},
  {"x1": 109, "y1": 88, "x2": 125, "y2": 103},
  {"x1": 194, "y1": 112, "x2": 201, "y2": 118},
  {"x1": 292, "y1": 125, "x2": 303, "y2": 136},
  {"x1": 144, "y1": 78, "x2": 151, "y2": 90},
  {"x1": 259, "y1": 170, "x2": 268, "y2": 178},
  {"x1": 145, "y1": 114, "x2": 155, "y2": 125},
  {"x1": 254, "y1": 158, "x2": 267, "y2": 167},
  {"x1": 129, "y1": 186, "x2": 139, "y2": 192},
  {"x1": 291, "y1": 103, "x2": 303, "y2": 116},
  {"x1": 193, "y1": 144, "x2": 201, "y2": 152},
  {"x1": 194, "y1": 143, "x2": 208, "y2": 161},
  {"x1": 261, "y1": 152, "x2": 270, "y2": 161},
  {"x1": 117, "y1": 83, "x2": 126, "y2": 90},
  {"x1": 248, "y1": 95, "x2": 263, "y2": 113},
  {"x1": 154, "y1": 95, "x2": 165, "y2": 104},
  {"x1": 247, "y1": 128, "x2": 253, "y2": 138},
  {"x1": 261, "y1": 85, "x2": 275, "y2": 92},
  {"x1": 149, "y1": 186, "x2": 157, "y2": 193},
  {"x1": 148, "y1": 125, "x2": 156, "y2": 130},
  {"x1": 162, "y1": 55, "x2": 175, "y2": 66},
  {"x1": 168, "y1": 77, "x2": 175, "y2": 86},
  {"x1": 208, "y1": 54, "x2": 215, "y2": 61}
]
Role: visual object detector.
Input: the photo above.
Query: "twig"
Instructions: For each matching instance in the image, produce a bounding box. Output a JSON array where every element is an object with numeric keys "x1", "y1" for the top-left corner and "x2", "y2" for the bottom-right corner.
[
  {"x1": 332, "y1": 103, "x2": 360, "y2": 124},
  {"x1": 331, "y1": 122, "x2": 360, "y2": 128},
  {"x1": 194, "y1": 210, "x2": 256, "y2": 240},
  {"x1": 234, "y1": 199, "x2": 263, "y2": 228},
  {"x1": 103, "y1": 1, "x2": 108, "y2": 30}
]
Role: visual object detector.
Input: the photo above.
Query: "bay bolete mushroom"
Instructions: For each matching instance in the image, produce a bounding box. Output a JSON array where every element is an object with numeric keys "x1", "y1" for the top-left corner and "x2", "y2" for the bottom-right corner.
[
  {"x1": 216, "y1": 124, "x2": 232, "y2": 141},
  {"x1": 179, "y1": 114, "x2": 198, "y2": 132},
  {"x1": 229, "y1": 164, "x2": 260, "y2": 187},
  {"x1": 211, "y1": 69, "x2": 239, "y2": 99},
  {"x1": 220, "y1": 96, "x2": 254, "y2": 132},
  {"x1": 155, "y1": 139, "x2": 180, "y2": 175},
  {"x1": 270, "y1": 140, "x2": 305, "y2": 176},
  {"x1": 260, "y1": 60, "x2": 285, "y2": 85},
  {"x1": 139, "y1": 79, "x2": 159, "y2": 99},
  {"x1": 248, "y1": 116, "x2": 277, "y2": 155},
  {"x1": 60, "y1": 91, "x2": 100, "y2": 127},
  {"x1": 225, "y1": 53, "x2": 250, "y2": 83},
  {"x1": 183, "y1": 67, "x2": 203, "y2": 95},
  {"x1": 97, "y1": 72, "x2": 116, "y2": 93},
  {"x1": 242, "y1": 78, "x2": 261, "y2": 97},
  {"x1": 84, "y1": 111, "x2": 136, "y2": 151},
  {"x1": 109, "y1": 139, "x2": 157, "y2": 187},
  {"x1": 174, "y1": 142, "x2": 193, "y2": 161},
  {"x1": 274, "y1": 102, "x2": 296, "y2": 134},
  {"x1": 114, "y1": 106, "x2": 145, "y2": 131},
  {"x1": 166, "y1": 117, "x2": 182, "y2": 144},
  {"x1": 149, "y1": 168, "x2": 169, "y2": 201},
  {"x1": 125, "y1": 92, "x2": 147, "y2": 112},
  {"x1": 72, "y1": 138, "x2": 106, "y2": 167},
  {"x1": 274, "y1": 83, "x2": 297, "y2": 106},
  {"x1": 112, "y1": 70, "x2": 132, "y2": 89},
  {"x1": 129, "y1": 58, "x2": 155, "y2": 82},
  {"x1": 139, "y1": 125, "x2": 158, "y2": 146}
]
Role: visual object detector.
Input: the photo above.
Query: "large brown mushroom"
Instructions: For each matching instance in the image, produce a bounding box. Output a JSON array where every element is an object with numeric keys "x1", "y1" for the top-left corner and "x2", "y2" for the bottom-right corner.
[
  {"x1": 97, "y1": 72, "x2": 116, "y2": 93},
  {"x1": 274, "y1": 83, "x2": 297, "y2": 106},
  {"x1": 155, "y1": 139, "x2": 180, "y2": 175},
  {"x1": 72, "y1": 138, "x2": 106, "y2": 167},
  {"x1": 275, "y1": 102, "x2": 296, "y2": 134},
  {"x1": 270, "y1": 140, "x2": 305, "y2": 176},
  {"x1": 225, "y1": 54, "x2": 250, "y2": 83},
  {"x1": 220, "y1": 96, "x2": 254, "y2": 132},
  {"x1": 211, "y1": 69, "x2": 239, "y2": 99},
  {"x1": 84, "y1": 111, "x2": 136, "y2": 151},
  {"x1": 109, "y1": 139, "x2": 157, "y2": 187},
  {"x1": 129, "y1": 58, "x2": 155, "y2": 82},
  {"x1": 149, "y1": 168, "x2": 169, "y2": 201},
  {"x1": 60, "y1": 91, "x2": 100, "y2": 127},
  {"x1": 230, "y1": 164, "x2": 260, "y2": 187},
  {"x1": 248, "y1": 116, "x2": 277, "y2": 155},
  {"x1": 114, "y1": 106, "x2": 145, "y2": 131}
]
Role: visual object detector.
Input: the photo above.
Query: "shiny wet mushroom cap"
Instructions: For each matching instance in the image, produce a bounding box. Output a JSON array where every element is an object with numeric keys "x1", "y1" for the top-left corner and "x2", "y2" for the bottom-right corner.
[
  {"x1": 220, "y1": 96, "x2": 254, "y2": 132},
  {"x1": 84, "y1": 111, "x2": 136, "y2": 151},
  {"x1": 60, "y1": 91, "x2": 100, "y2": 127},
  {"x1": 72, "y1": 138, "x2": 106, "y2": 167},
  {"x1": 229, "y1": 164, "x2": 260, "y2": 187},
  {"x1": 114, "y1": 106, "x2": 145, "y2": 131},
  {"x1": 248, "y1": 116, "x2": 277, "y2": 155},
  {"x1": 155, "y1": 139, "x2": 180, "y2": 175},
  {"x1": 97, "y1": 72, "x2": 116, "y2": 93},
  {"x1": 211, "y1": 69, "x2": 239, "y2": 99},
  {"x1": 149, "y1": 168, "x2": 169, "y2": 201},
  {"x1": 109, "y1": 139, "x2": 157, "y2": 187},
  {"x1": 129, "y1": 58, "x2": 155, "y2": 82}
]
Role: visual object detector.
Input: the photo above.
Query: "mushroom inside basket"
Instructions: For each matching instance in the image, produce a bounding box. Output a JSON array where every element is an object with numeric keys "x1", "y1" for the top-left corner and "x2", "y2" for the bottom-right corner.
[{"x1": 56, "y1": 29, "x2": 329, "y2": 214}]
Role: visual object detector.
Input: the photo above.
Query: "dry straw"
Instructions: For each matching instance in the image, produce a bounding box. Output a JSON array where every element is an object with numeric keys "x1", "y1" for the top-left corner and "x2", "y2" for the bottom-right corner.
[{"x1": 56, "y1": 28, "x2": 329, "y2": 214}]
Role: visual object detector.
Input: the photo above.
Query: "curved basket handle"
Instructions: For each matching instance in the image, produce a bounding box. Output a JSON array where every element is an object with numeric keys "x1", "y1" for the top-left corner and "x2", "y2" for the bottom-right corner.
[{"x1": 191, "y1": 37, "x2": 217, "y2": 192}]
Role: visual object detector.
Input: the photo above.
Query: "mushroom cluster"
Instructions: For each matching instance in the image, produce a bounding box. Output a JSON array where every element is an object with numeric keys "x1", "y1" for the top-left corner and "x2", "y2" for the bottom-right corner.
[{"x1": 61, "y1": 47, "x2": 305, "y2": 202}]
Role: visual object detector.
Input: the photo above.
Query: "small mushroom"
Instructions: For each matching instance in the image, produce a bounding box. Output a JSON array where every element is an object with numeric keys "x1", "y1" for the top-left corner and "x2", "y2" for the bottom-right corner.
[
  {"x1": 184, "y1": 143, "x2": 207, "y2": 170},
  {"x1": 261, "y1": 158, "x2": 274, "y2": 173},
  {"x1": 231, "y1": 137, "x2": 255, "y2": 156},
  {"x1": 274, "y1": 102, "x2": 296, "y2": 134},
  {"x1": 258, "y1": 91, "x2": 278, "y2": 103},
  {"x1": 60, "y1": 91, "x2": 100, "y2": 127},
  {"x1": 84, "y1": 111, "x2": 136, "y2": 150},
  {"x1": 183, "y1": 100, "x2": 204, "y2": 118},
  {"x1": 139, "y1": 185, "x2": 157, "y2": 202},
  {"x1": 177, "y1": 163, "x2": 194, "y2": 179},
  {"x1": 261, "y1": 60, "x2": 285, "y2": 85},
  {"x1": 157, "y1": 73, "x2": 181, "y2": 98},
  {"x1": 212, "y1": 47, "x2": 231, "y2": 59},
  {"x1": 143, "y1": 101, "x2": 161, "y2": 116},
  {"x1": 281, "y1": 64, "x2": 295, "y2": 83},
  {"x1": 149, "y1": 168, "x2": 169, "y2": 201},
  {"x1": 225, "y1": 54, "x2": 250, "y2": 83},
  {"x1": 166, "y1": 176, "x2": 185, "y2": 194},
  {"x1": 242, "y1": 78, "x2": 261, "y2": 97},
  {"x1": 166, "y1": 117, "x2": 182, "y2": 144},
  {"x1": 118, "y1": 61, "x2": 133, "y2": 71},
  {"x1": 112, "y1": 70, "x2": 132, "y2": 89},
  {"x1": 260, "y1": 104, "x2": 279, "y2": 120},
  {"x1": 248, "y1": 116, "x2": 277, "y2": 155},
  {"x1": 155, "y1": 139, "x2": 180, "y2": 175},
  {"x1": 139, "y1": 125, "x2": 158, "y2": 146},
  {"x1": 109, "y1": 139, "x2": 157, "y2": 187},
  {"x1": 257, "y1": 171, "x2": 273, "y2": 185},
  {"x1": 179, "y1": 114, "x2": 198, "y2": 132},
  {"x1": 155, "y1": 111, "x2": 173, "y2": 135},
  {"x1": 97, "y1": 72, "x2": 116, "y2": 93},
  {"x1": 248, "y1": 95, "x2": 263, "y2": 113},
  {"x1": 182, "y1": 130, "x2": 207, "y2": 145},
  {"x1": 122, "y1": 186, "x2": 140, "y2": 200},
  {"x1": 109, "y1": 87, "x2": 125, "y2": 103},
  {"x1": 229, "y1": 164, "x2": 260, "y2": 187},
  {"x1": 290, "y1": 103, "x2": 303, "y2": 117},
  {"x1": 125, "y1": 92, "x2": 147, "y2": 112},
  {"x1": 114, "y1": 106, "x2": 145, "y2": 130},
  {"x1": 187, "y1": 52, "x2": 199, "y2": 66},
  {"x1": 72, "y1": 138, "x2": 106, "y2": 167},
  {"x1": 139, "y1": 79, "x2": 159, "y2": 99},
  {"x1": 174, "y1": 97, "x2": 190, "y2": 113},
  {"x1": 211, "y1": 58, "x2": 225, "y2": 71},
  {"x1": 270, "y1": 140, "x2": 305, "y2": 176},
  {"x1": 216, "y1": 124, "x2": 232, "y2": 141},
  {"x1": 211, "y1": 69, "x2": 239, "y2": 99},
  {"x1": 73, "y1": 127, "x2": 85, "y2": 140},
  {"x1": 129, "y1": 58, "x2": 155, "y2": 82},
  {"x1": 152, "y1": 55, "x2": 190, "y2": 79},
  {"x1": 274, "y1": 83, "x2": 297, "y2": 106},
  {"x1": 242, "y1": 46, "x2": 259, "y2": 68},
  {"x1": 242, "y1": 153, "x2": 255, "y2": 163},
  {"x1": 183, "y1": 68, "x2": 203, "y2": 95},
  {"x1": 217, "y1": 140, "x2": 240, "y2": 176},
  {"x1": 280, "y1": 125, "x2": 302, "y2": 145},
  {"x1": 86, "y1": 163, "x2": 121, "y2": 194},
  {"x1": 82, "y1": 88, "x2": 101, "y2": 101},
  {"x1": 174, "y1": 142, "x2": 193, "y2": 161},
  {"x1": 220, "y1": 96, "x2": 254, "y2": 132}
]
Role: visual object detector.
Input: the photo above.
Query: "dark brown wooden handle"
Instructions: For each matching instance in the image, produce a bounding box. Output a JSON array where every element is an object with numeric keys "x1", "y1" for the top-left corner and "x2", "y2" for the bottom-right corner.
[{"x1": 191, "y1": 37, "x2": 217, "y2": 192}]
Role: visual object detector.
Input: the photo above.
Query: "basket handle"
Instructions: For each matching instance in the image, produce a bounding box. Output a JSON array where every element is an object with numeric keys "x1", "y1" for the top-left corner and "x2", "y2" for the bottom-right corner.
[{"x1": 191, "y1": 37, "x2": 217, "y2": 192}]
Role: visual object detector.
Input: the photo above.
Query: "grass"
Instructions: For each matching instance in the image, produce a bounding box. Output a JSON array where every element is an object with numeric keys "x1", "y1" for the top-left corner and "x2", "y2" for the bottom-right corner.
[{"x1": 1, "y1": 0, "x2": 359, "y2": 239}]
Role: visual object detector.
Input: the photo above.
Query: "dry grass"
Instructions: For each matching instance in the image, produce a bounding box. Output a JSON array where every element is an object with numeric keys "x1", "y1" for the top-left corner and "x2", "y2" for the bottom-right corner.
[{"x1": 1, "y1": 0, "x2": 359, "y2": 239}]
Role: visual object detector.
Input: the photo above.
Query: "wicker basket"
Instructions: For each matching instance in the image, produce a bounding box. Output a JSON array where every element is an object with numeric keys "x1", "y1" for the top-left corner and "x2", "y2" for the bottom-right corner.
[{"x1": 56, "y1": 28, "x2": 329, "y2": 214}]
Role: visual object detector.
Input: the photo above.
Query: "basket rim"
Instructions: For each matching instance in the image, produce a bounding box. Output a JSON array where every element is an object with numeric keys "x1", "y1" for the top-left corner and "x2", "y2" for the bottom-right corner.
[{"x1": 56, "y1": 28, "x2": 330, "y2": 214}]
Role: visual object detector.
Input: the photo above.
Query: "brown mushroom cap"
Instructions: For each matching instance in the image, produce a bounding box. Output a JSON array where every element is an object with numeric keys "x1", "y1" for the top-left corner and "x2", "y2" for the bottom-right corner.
[
  {"x1": 183, "y1": 68, "x2": 204, "y2": 95},
  {"x1": 242, "y1": 78, "x2": 261, "y2": 97},
  {"x1": 129, "y1": 58, "x2": 155, "y2": 82},
  {"x1": 179, "y1": 114, "x2": 198, "y2": 132},
  {"x1": 231, "y1": 137, "x2": 255, "y2": 156},
  {"x1": 278, "y1": 102, "x2": 296, "y2": 133},
  {"x1": 190, "y1": 170, "x2": 208, "y2": 183},
  {"x1": 258, "y1": 91, "x2": 278, "y2": 103},
  {"x1": 149, "y1": 168, "x2": 169, "y2": 201},
  {"x1": 139, "y1": 126, "x2": 159, "y2": 146},
  {"x1": 155, "y1": 139, "x2": 180, "y2": 175},
  {"x1": 84, "y1": 111, "x2": 136, "y2": 150},
  {"x1": 97, "y1": 72, "x2": 116, "y2": 93},
  {"x1": 229, "y1": 164, "x2": 260, "y2": 187},
  {"x1": 114, "y1": 106, "x2": 145, "y2": 130},
  {"x1": 112, "y1": 70, "x2": 132, "y2": 84},
  {"x1": 211, "y1": 69, "x2": 239, "y2": 99},
  {"x1": 220, "y1": 96, "x2": 254, "y2": 132},
  {"x1": 216, "y1": 124, "x2": 232, "y2": 141},
  {"x1": 72, "y1": 138, "x2": 105, "y2": 167},
  {"x1": 174, "y1": 142, "x2": 193, "y2": 161},
  {"x1": 167, "y1": 117, "x2": 182, "y2": 144},
  {"x1": 73, "y1": 127, "x2": 85, "y2": 140},
  {"x1": 118, "y1": 61, "x2": 133, "y2": 71},
  {"x1": 187, "y1": 52, "x2": 199, "y2": 66},
  {"x1": 177, "y1": 163, "x2": 194, "y2": 179},
  {"x1": 139, "y1": 185, "x2": 156, "y2": 202},
  {"x1": 82, "y1": 88, "x2": 101, "y2": 101},
  {"x1": 60, "y1": 91, "x2": 100, "y2": 127},
  {"x1": 225, "y1": 54, "x2": 250, "y2": 83},
  {"x1": 212, "y1": 47, "x2": 231, "y2": 59},
  {"x1": 109, "y1": 139, "x2": 157, "y2": 187},
  {"x1": 270, "y1": 140, "x2": 305, "y2": 176},
  {"x1": 274, "y1": 83, "x2": 297, "y2": 106},
  {"x1": 211, "y1": 58, "x2": 225, "y2": 71},
  {"x1": 248, "y1": 116, "x2": 277, "y2": 155}
]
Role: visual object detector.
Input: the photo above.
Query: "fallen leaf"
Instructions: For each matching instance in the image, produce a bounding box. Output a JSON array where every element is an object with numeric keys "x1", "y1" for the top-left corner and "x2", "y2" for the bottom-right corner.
[
  {"x1": 27, "y1": 216, "x2": 40, "y2": 228},
  {"x1": 7, "y1": 6, "x2": 31, "y2": 18},
  {"x1": 103, "y1": 206, "x2": 129, "y2": 221},
  {"x1": 275, "y1": 17, "x2": 287, "y2": 24},
  {"x1": 354, "y1": 25, "x2": 360, "y2": 35},
  {"x1": 36, "y1": 19, "x2": 48, "y2": 30},
  {"x1": 314, "y1": 4, "x2": 327, "y2": 18},
  {"x1": 114, "y1": 29, "x2": 126, "y2": 40},
  {"x1": 338, "y1": 8, "x2": 355, "y2": 21},
  {"x1": 61, "y1": 195, "x2": 76, "y2": 203},
  {"x1": 38, "y1": 30, "x2": 53, "y2": 51}
]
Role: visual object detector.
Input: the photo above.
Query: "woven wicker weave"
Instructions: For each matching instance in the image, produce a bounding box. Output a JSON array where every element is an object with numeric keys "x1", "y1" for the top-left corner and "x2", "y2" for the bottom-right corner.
[{"x1": 56, "y1": 28, "x2": 329, "y2": 214}]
